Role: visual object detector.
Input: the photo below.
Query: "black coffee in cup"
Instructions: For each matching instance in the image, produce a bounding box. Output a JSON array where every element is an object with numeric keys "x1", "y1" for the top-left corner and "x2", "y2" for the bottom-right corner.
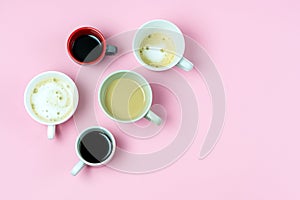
[
  {"x1": 71, "y1": 35, "x2": 103, "y2": 63},
  {"x1": 79, "y1": 131, "x2": 112, "y2": 164}
]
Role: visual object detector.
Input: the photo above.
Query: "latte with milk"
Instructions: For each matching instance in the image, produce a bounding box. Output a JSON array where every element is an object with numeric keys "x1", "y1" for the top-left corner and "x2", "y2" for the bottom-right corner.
[{"x1": 104, "y1": 77, "x2": 147, "y2": 121}]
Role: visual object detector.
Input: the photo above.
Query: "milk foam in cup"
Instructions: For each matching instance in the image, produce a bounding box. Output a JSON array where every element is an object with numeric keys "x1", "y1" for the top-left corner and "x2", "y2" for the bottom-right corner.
[{"x1": 24, "y1": 71, "x2": 79, "y2": 139}]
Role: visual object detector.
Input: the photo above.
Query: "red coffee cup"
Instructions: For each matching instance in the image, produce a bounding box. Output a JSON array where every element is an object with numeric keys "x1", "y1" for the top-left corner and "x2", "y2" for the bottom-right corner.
[{"x1": 67, "y1": 27, "x2": 117, "y2": 65}]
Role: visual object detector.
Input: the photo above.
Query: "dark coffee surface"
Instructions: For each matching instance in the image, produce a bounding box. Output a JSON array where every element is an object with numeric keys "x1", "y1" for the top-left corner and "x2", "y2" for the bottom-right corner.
[
  {"x1": 71, "y1": 34, "x2": 103, "y2": 63},
  {"x1": 79, "y1": 131, "x2": 112, "y2": 163}
]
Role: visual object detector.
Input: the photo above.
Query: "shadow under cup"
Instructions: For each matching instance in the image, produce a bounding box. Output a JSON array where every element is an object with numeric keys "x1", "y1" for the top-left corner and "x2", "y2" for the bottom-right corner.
[{"x1": 99, "y1": 71, "x2": 153, "y2": 123}]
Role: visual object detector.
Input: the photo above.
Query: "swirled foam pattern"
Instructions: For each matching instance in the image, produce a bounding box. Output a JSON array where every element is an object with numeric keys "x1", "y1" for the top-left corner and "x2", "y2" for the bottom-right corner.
[{"x1": 30, "y1": 78, "x2": 74, "y2": 123}]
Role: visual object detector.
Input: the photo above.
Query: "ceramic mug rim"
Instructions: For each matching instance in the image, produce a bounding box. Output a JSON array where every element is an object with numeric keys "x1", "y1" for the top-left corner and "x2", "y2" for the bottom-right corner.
[{"x1": 67, "y1": 26, "x2": 107, "y2": 65}]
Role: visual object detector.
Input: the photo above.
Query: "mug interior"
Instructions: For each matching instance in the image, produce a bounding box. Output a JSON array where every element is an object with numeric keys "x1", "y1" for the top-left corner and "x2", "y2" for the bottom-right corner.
[
  {"x1": 75, "y1": 126, "x2": 116, "y2": 166},
  {"x1": 99, "y1": 70, "x2": 152, "y2": 122},
  {"x1": 133, "y1": 20, "x2": 185, "y2": 71},
  {"x1": 24, "y1": 71, "x2": 79, "y2": 125},
  {"x1": 67, "y1": 27, "x2": 107, "y2": 65}
]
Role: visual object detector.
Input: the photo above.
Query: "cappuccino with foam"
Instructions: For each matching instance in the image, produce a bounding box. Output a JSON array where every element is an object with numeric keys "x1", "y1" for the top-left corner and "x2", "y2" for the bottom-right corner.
[{"x1": 30, "y1": 77, "x2": 75, "y2": 123}]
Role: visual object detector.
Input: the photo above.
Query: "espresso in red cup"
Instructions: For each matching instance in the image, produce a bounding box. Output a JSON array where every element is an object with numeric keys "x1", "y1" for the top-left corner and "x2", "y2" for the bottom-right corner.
[{"x1": 67, "y1": 27, "x2": 117, "y2": 65}]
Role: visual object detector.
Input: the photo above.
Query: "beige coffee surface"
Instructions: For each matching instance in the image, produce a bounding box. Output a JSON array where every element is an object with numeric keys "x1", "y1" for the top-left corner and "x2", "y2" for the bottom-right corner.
[
  {"x1": 30, "y1": 77, "x2": 74, "y2": 123},
  {"x1": 104, "y1": 78, "x2": 146, "y2": 121},
  {"x1": 139, "y1": 32, "x2": 176, "y2": 68}
]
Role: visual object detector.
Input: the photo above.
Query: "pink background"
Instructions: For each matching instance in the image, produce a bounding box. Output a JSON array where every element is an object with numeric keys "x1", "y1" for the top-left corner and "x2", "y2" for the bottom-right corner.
[{"x1": 1, "y1": 0, "x2": 300, "y2": 199}]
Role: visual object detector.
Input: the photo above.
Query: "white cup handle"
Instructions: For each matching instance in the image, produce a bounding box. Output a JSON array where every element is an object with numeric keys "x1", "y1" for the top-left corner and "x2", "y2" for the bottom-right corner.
[
  {"x1": 176, "y1": 57, "x2": 194, "y2": 71},
  {"x1": 145, "y1": 110, "x2": 162, "y2": 125},
  {"x1": 71, "y1": 160, "x2": 86, "y2": 176},
  {"x1": 47, "y1": 125, "x2": 56, "y2": 140}
]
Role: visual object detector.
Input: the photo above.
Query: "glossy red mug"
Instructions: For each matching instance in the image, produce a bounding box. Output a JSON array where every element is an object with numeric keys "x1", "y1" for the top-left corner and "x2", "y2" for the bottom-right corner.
[{"x1": 67, "y1": 27, "x2": 117, "y2": 65}]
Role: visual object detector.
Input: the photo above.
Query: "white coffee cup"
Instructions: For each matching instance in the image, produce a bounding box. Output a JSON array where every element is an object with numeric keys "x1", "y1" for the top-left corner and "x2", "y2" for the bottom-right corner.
[
  {"x1": 98, "y1": 70, "x2": 162, "y2": 125},
  {"x1": 71, "y1": 126, "x2": 116, "y2": 176},
  {"x1": 133, "y1": 19, "x2": 194, "y2": 71},
  {"x1": 24, "y1": 71, "x2": 79, "y2": 139}
]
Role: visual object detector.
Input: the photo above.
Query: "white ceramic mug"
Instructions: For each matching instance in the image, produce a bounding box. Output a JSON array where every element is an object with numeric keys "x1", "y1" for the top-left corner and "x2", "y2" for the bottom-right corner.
[
  {"x1": 133, "y1": 19, "x2": 194, "y2": 71},
  {"x1": 71, "y1": 126, "x2": 116, "y2": 176},
  {"x1": 98, "y1": 70, "x2": 162, "y2": 125},
  {"x1": 24, "y1": 71, "x2": 79, "y2": 139}
]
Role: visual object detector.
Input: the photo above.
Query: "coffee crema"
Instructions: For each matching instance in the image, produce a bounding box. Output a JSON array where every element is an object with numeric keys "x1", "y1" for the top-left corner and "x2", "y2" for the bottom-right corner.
[
  {"x1": 30, "y1": 77, "x2": 75, "y2": 123},
  {"x1": 139, "y1": 32, "x2": 176, "y2": 68},
  {"x1": 104, "y1": 78, "x2": 147, "y2": 121}
]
